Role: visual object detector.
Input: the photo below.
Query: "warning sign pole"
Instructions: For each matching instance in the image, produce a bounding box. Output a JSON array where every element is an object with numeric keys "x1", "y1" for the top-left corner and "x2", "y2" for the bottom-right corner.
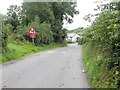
[
  {"x1": 32, "y1": 38, "x2": 34, "y2": 45},
  {"x1": 29, "y1": 27, "x2": 36, "y2": 45}
]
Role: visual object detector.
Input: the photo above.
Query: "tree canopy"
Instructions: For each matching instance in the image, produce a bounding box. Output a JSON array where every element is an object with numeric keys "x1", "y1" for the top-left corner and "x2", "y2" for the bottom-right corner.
[
  {"x1": 21, "y1": 2, "x2": 79, "y2": 43},
  {"x1": 2, "y1": 2, "x2": 79, "y2": 50}
]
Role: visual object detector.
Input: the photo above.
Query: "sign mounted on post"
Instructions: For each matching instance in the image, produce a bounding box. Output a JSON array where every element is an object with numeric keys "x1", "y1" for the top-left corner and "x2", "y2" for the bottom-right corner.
[
  {"x1": 29, "y1": 27, "x2": 36, "y2": 39},
  {"x1": 29, "y1": 27, "x2": 36, "y2": 44}
]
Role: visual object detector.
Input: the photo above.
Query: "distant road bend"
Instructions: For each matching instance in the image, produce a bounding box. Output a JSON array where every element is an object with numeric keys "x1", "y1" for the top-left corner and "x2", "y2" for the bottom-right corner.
[{"x1": 2, "y1": 44, "x2": 89, "y2": 88}]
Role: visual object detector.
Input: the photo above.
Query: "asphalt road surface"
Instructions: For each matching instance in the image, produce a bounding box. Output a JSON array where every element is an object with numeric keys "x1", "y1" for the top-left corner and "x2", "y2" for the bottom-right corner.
[{"x1": 2, "y1": 44, "x2": 89, "y2": 88}]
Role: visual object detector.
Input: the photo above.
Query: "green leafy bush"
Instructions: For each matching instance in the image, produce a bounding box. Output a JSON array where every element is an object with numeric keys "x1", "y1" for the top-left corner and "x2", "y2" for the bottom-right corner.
[
  {"x1": 0, "y1": 24, "x2": 13, "y2": 52},
  {"x1": 82, "y1": 2, "x2": 120, "y2": 89},
  {"x1": 15, "y1": 17, "x2": 54, "y2": 45},
  {"x1": 78, "y1": 36, "x2": 86, "y2": 45}
]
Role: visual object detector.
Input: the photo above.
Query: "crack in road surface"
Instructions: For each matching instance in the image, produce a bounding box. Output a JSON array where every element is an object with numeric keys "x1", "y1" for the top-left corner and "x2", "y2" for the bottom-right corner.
[{"x1": 2, "y1": 44, "x2": 89, "y2": 88}]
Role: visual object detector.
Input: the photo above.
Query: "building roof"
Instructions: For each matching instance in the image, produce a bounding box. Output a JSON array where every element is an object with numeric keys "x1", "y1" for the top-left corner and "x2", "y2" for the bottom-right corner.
[{"x1": 67, "y1": 33, "x2": 80, "y2": 38}]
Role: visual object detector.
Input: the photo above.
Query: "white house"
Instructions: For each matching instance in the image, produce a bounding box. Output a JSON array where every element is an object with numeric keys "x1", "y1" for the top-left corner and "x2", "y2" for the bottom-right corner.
[{"x1": 66, "y1": 33, "x2": 80, "y2": 43}]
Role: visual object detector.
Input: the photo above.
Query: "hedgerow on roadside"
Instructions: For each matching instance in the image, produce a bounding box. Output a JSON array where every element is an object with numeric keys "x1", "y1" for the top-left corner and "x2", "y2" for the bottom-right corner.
[{"x1": 80, "y1": 2, "x2": 120, "y2": 89}]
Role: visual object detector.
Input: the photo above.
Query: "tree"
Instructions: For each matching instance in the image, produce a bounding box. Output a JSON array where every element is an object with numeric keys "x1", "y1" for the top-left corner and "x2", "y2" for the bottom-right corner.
[
  {"x1": 17, "y1": 16, "x2": 54, "y2": 45},
  {"x1": 22, "y1": 2, "x2": 54, "y2": 25},
  {"x1": 4, "y1": 5, "x2": 22, "y2": 31},
  {"x1": 22, "y1": 2, "x2": 79, "y2": 44},
  {"x1": 50, "y1": 2, "x2": 79, "y2": 43}
]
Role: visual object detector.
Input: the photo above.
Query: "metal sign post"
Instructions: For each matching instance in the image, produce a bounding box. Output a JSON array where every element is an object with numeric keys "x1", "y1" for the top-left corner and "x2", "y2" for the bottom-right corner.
[{"x1": 32, "y1": 38, "x2": 34, "y2": 45}]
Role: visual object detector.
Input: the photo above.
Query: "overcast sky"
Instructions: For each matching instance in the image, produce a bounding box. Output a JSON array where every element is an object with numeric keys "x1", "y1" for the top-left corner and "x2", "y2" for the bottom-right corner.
[
  {"x1": 64, "y1": 0, "x2": 98, "y2": 30},
  {"x1": 0, "y1": 0, "x2": 102, "y2": 30}
]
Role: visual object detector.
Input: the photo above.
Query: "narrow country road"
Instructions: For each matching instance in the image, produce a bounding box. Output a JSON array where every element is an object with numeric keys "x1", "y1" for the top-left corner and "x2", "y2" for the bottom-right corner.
[{"x1": 2, "y1": 44, "x2": 89, "y2": 88}]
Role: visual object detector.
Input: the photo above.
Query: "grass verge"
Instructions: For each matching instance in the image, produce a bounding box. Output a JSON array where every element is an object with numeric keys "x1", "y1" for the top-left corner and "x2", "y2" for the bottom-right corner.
[
  {"x1": 82, "y1": 43, "x2": 116, "y2": 88},
  {"x1": 0, "y1": 41, "x2": 62, "y2": 64}
]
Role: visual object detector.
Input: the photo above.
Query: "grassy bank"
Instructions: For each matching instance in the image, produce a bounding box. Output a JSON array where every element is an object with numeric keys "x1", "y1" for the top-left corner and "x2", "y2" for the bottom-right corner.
[
  {"x1": 82, "y1": 44, "x2": 116, "y2": 88},
  {"x1": 0, "y1": 41, "x2": 61, "y2": 64}
]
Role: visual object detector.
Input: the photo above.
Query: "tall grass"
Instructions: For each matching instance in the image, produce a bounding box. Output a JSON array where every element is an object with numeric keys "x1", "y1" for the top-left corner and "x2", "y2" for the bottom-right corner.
[
  {"x1": 82, "y1": 43, "x2": 116, "y2": 88},
  {"x1": 0, "y1": 41, "x2": 60, "y2": 64}
]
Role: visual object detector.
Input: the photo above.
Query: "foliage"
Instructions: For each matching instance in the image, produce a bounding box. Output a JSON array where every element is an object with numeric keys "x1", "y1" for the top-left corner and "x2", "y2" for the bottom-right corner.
[
  {"x1": 0, "y1": 41, "x2": 60, "y2": 64},
  {"x1": 1, "y1": 2, "x2": 78, "y2": 64},
  {"x1": 78, "y1": 36, "x2": 86, "y2": 45},
  {"x1": 4, "y1": 24, "x2": 14, "y2": 43},
  {"x1": 68, "y1": 27, "x2": 84, "y2": 33},
  {"x1": 83, "y1": 44, "x2": 115, "y2": 88},
  {"x1": 0, "y1": 14, "x2": 3, "y2": 52},
  {"x1": 27, "y1": 17, "x2": 53, "y2": 45},
  {"x1": 22, "y1": 2, "x2": 54, "y2": 25},
  {"x1": 4, "y1": 5, "x2": 22, "y2": 30},
  {"x1": 22, "y1": 2, "x2": 78, "y2": 44},
  {"x1": 51, "y1": 2, "x2": 78, "y2": 43},
  {"x1": 69, "y1": 27, "x2": 89, "y2": 45},
  {"x1": 0, "y1": 14, "x2": 13, "y2": 52},
  {"x1": 1, "y1": 2, "x2": 78, "y2": 63},
  {"x1": 81, "y1": 1, "x2": 120, "y2": 89},
  {"x1": 13, "y1": 17, "x2": 54, "y2": 45}
]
